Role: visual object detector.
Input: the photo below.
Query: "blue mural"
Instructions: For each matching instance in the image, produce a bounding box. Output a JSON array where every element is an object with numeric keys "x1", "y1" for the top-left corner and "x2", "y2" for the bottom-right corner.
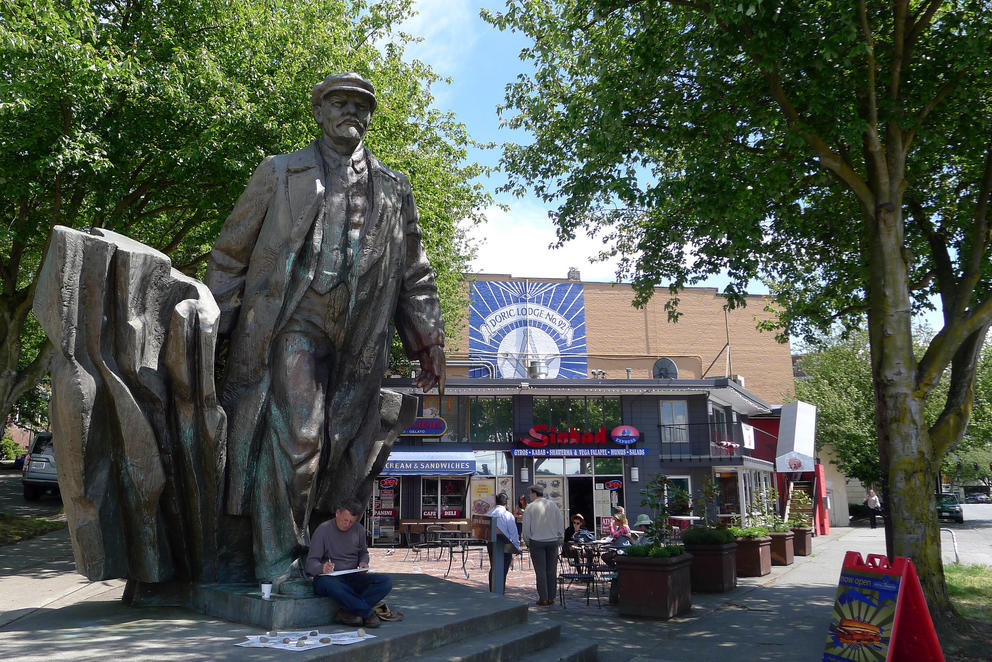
[{"x1": 469, "y1": 280, "x2": 587, "y2": 378}]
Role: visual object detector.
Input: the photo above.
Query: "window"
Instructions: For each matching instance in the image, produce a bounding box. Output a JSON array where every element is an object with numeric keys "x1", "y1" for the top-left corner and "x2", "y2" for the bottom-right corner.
[
  {"x1": 660, "y1": 400, "x2": 689, "y2": 443},
  {"x1": 667, "y1": 476, "x2": 691, "y2": 515},
  {"x1": 593, "y1": 457, "x2": 623, "y2": 474},
  {"x1": 535, "y1": 458, "x2": 565, "y2": 475},
  {"x1": 564, "y1": 457, "x2": 593, "y2": 476},
  {"x1": 424, "y1": 395, "x2": 512, "y2": 444},
  {"x1": 474, "y1": 451, "x2": 509, "y2": 476},
  {"x1": 710, "y1": 404, "x2": 728, "y2": 443},
  {"x1": 423, "y1": 395, "x2": 468, "y2": 443},
  {"x1": 653, "y1": 357, "x2": 678, "y2": 379},
  {"x1": 531, "y1": 396, "x2": 622, "y2": 430},
  {"x1": 470, "y1": 396, "x2": 513, "y2": 444},
  {"x1": 421, "y1": 477, "x2": 467, "y2": 519}
]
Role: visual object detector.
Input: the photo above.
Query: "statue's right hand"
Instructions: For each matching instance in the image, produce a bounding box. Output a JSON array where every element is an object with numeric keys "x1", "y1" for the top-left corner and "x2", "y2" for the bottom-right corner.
[{"x1": 322, "y1": 561, "x2": 334, "y2": 574}]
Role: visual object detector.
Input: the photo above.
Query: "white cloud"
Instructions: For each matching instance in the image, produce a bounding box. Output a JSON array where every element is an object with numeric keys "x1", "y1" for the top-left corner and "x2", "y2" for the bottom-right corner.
[
  {"x1": 401, "y1": 1, "x2": 479, "y2": 78},
  {"x1": 465, "y1": 201, "x2": 626, "y2": 282}
]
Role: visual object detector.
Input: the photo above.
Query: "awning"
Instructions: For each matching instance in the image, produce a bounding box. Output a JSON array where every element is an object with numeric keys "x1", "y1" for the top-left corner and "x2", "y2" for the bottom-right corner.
[{"x1": 381, "y1": 451, "x2": 476, "y2": 476}]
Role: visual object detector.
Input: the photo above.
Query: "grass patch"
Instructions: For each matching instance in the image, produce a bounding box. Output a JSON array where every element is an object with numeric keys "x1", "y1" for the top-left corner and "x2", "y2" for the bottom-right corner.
[
  {"x1": 945, "y1": 563, "x2": 992, "y2": 623},
  {"x1": 0, "y1": 512, "x2": 66, "y2": 546}
]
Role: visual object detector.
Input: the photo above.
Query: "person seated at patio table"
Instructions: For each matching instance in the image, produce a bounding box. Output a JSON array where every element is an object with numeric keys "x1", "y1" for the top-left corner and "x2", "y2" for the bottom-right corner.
[
  {"x1": 607, "y1": 512, "x2": 632, "y2": 547},
  {"x1": 630, "y1": 513, "x2": 652, "y2": 542},
  {"x1": 563, "y1": 513, "x2": 590, "y2": 547}
]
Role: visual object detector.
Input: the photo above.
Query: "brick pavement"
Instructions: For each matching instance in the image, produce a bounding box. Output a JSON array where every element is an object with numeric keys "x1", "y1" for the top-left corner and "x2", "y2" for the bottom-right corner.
[{"x1": 368, "y1": 545, "x2": 612, "y2": 614}]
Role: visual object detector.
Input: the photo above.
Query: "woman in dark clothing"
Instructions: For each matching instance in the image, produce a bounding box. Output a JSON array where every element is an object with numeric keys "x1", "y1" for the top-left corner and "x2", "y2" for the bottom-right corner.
[
  {"x1": 563, "y1": 513, "x2": 588, "y2": 546},
  {"x1": 514, "y1": 494, "x2": 528, "y2": 535}
]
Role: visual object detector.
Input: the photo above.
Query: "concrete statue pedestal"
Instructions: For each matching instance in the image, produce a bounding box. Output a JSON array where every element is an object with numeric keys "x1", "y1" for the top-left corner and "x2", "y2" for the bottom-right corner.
[{"x1": 125, "y1": 579, "x2": 340, "y2": 629}]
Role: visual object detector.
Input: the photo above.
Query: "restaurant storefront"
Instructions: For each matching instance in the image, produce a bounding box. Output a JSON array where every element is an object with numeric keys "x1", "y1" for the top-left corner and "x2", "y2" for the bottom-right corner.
[
  {"x1": 374, "y1": 383, "x2": 659, "y2": 544},
  {"x1": 370, "y1": 450, "x2": 476, "y2": 546}
]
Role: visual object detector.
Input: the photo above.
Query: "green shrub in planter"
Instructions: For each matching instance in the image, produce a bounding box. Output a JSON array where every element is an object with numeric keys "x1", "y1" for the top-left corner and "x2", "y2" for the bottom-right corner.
[
  {"x1": 729, "y1": 525, "x2": 770, "y2": 539},
  {"x1": 682, "y1": 526, "x2": 735, "y2": 546},
  {"x1": 627, "y1": 543, "x2": 685, "y2": 558}
]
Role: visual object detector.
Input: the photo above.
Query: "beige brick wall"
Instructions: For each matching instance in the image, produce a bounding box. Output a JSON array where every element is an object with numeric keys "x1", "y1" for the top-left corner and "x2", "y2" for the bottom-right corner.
[{"x1": 447, "y1": 275, "x2": 794, "y2": 405}]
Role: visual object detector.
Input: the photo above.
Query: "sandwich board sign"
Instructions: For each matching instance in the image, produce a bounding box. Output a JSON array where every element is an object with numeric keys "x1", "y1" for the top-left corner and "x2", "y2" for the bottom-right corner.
[{"x1": 823, "y1": 552, "x2": 944, "y2": 662}]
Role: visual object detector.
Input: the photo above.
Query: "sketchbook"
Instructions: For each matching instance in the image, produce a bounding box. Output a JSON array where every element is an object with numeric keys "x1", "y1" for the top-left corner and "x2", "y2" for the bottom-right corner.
[{"x1": 320, "y1": 567, "x2": 371, "y2": 576}]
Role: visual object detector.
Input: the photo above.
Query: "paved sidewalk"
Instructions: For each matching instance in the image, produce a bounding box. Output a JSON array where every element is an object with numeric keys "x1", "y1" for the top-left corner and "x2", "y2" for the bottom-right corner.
[
  {"x1": 0, "y1": 525, "x2": 893, "y2": 661},
  {"x1": 370, "y1": 526, "x2": 891, "y2": 661}
]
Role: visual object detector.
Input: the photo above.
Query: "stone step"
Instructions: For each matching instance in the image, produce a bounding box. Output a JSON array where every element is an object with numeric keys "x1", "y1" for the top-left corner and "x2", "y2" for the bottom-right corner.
[
  {"x1": 284, "y1": 575, "x2": 531, "y2": 661},
  {"x1": 517, "y1": 632, "x2": 598, "y2": 662},
  {"x1": 397, "y1": 622, "x2": 562, "y2": 662}
]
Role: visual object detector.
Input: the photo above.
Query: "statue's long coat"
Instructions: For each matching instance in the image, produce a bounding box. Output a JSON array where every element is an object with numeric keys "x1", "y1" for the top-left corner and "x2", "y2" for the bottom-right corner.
[{"x1": 206, "y1": 140, "x2": 443, "y2": 518}]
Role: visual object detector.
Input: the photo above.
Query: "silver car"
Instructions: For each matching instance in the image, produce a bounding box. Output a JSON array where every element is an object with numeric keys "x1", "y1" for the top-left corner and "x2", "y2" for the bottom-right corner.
[{"x1": 21, "y1": 432, "x2": 59, "y2": 501}]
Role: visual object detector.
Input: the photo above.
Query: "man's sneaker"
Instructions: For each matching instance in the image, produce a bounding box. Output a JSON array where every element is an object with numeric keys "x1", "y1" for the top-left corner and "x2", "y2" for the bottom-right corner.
[
  {"x1": 335, "y1": 609, "x2": 363, "y2": 627},
  {"x1": 363, "y1": 613, "x2": 382, "y2": 628}
]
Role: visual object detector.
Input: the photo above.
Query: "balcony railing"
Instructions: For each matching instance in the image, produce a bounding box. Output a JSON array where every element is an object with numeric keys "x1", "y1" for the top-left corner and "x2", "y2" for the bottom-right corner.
[{"x1": 658, "y1": 423, "x2": 747, "y2": 461}]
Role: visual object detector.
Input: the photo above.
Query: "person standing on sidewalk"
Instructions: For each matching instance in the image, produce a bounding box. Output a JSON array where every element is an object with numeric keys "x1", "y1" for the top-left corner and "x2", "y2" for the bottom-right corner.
[
  {"x1": 487, "y1": 493, "x2": 521, "y2": 590},
  {"x1": 306, "y1": 498, "x2": 391, "y2": 628},
  {"x1": 522, "y1": 484, "x2": 563, "y2": 606},
  {"x1": 864, "y1": 490, "x2": 882, "y2": 529}
]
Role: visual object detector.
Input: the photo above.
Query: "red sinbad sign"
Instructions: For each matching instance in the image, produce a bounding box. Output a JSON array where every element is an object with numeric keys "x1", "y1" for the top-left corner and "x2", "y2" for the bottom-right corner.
[{"x1": 521, "y1": 425, "x2": 642, "y2": 448}]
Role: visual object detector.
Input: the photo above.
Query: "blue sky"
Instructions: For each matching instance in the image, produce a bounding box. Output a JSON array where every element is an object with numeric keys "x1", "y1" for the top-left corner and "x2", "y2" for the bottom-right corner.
[{"x1": 398, "y1": 1, "x2": 641, "y2": 283}]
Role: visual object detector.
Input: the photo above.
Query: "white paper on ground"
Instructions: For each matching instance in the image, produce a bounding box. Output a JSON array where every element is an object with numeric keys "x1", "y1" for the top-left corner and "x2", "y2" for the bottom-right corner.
[{"x1": 236, "y1": 629, "x2": 375, "y2": 650}]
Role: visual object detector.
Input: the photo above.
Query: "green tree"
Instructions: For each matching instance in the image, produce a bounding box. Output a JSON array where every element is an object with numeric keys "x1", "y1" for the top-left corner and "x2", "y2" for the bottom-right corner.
[
  {"x1": 1, "y1": 0, "x2": 488, "y2": 425},
  {"x1": 485, "y1": 0, "x2": 992, "y2": 628},
  {"x1": 944, "y1": 446, "x2": 992, "y2": 491},
  {"x1": 795, "y1": 331, "x2": 881, "y2": 487},
  {"x1": 796, "y1": 329, "x2": 992, "y2": 489}
]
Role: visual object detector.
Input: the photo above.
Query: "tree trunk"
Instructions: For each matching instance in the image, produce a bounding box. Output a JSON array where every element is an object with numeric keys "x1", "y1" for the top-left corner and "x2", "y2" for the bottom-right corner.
[
  {"x1": 867, "y1": 201, "x2": 953, "y2": 628},
  {"x1": 0, "y1": 292, "x2": 53, "y2": 428}
]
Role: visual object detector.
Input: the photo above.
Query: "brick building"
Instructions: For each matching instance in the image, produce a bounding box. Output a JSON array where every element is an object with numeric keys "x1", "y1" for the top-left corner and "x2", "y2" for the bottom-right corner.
[{"x1": 370, "y1": 273, "x2": 805, "y2": 546}]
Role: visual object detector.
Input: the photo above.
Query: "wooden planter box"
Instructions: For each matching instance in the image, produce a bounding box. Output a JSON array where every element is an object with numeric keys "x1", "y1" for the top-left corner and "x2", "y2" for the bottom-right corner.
[
  {"x1": 769, "y1": 531, "x2": 795, "y2": 565},
  {"x1": 735, "y1": 537, "x2": 771, "y2": 577},
  {"x1": 616, "y1": 553, "x2": 693, "y2": 619},
  {"x1": 791, "y1": 527, "x2": 813, "y2": 556},
  {"x1": 685, "y1": 542, "x2": 737, "y2": 593}
]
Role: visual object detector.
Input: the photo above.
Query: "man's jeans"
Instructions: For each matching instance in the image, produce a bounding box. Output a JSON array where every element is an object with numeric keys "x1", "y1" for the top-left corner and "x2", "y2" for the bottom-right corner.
[
  {"x1": 528, "y1": 540, "x2": 559, "y2": 602},
  {"x1": 313, "y1": 572, "x2": 392, "y2": 618}
]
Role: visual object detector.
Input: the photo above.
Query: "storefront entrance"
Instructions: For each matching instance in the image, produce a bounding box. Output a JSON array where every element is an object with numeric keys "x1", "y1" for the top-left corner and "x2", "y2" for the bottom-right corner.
[
  {"x1": 715, "y1": 467, "x2": 775, "y2": 525},
  {"x1": 529, "y1": 456, "x2": 627, "y2": 536}
]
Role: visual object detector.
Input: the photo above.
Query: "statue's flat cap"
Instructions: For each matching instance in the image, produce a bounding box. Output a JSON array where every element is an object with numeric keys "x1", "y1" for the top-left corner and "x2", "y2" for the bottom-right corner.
[{"x1": 312, "y1": 72, "x2": 377, "y2": 111}]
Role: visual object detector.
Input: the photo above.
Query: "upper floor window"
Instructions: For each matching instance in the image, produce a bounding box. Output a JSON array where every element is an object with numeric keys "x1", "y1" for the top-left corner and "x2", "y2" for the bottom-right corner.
[
  {"x1": 653, "y1": 357, "x2": 678, "y2": 379},
  {"x1": 660, "y1": 400, "x2": 689, "y2": 443},
  {"x1": 532, "y1": 395, "x2": 621, "y2": 430},
  {"x1": 422, "y1": 395, "x2": 512, "y2": 443}
]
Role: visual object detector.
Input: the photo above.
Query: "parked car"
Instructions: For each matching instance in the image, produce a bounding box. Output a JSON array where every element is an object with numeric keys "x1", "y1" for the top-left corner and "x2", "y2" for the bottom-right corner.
[
  {"x1": 21, "y1": 432, "x2": 59, "y2": 501},
  {"x1": 936, "y1": 493, "x2": 964, "y2": 523},
  {"x1": 965, "y1": 493, "x2": 991, "y2": 504}
]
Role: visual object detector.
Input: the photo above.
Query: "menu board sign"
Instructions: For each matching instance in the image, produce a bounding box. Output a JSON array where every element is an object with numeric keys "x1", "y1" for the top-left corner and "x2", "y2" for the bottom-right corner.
[{"x1": 823, "y1": 552, "x2": 943, "y2": 662}]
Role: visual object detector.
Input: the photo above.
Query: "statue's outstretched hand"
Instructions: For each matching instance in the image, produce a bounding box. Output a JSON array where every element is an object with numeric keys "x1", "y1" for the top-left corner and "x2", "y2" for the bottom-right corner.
[{"x1": 416, "y1": 345, "x2": 446, "y2": 395}]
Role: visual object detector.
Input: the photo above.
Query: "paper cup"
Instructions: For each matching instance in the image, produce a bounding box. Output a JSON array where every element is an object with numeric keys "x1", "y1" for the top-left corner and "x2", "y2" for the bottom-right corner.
[{"x1": 261, "y1": 582, "x2": 272, "y2": 600}]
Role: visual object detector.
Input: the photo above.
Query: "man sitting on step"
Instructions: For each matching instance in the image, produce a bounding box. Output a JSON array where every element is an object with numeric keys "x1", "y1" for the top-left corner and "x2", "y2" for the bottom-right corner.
[{"x1": 307, "y1": 498, "x2": 392, "y2": 628}]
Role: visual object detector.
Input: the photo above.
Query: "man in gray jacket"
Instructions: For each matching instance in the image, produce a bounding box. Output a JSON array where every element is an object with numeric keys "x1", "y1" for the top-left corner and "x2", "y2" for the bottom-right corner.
[{"x1": 522, "y1": 484, "x2": 564, "y2": 606}]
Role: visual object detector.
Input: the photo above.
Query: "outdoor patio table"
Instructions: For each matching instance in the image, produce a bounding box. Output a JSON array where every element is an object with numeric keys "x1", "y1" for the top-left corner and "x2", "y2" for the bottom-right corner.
[{"x1": 443, "y1": 538, "x2": 489, "y2": 578}]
